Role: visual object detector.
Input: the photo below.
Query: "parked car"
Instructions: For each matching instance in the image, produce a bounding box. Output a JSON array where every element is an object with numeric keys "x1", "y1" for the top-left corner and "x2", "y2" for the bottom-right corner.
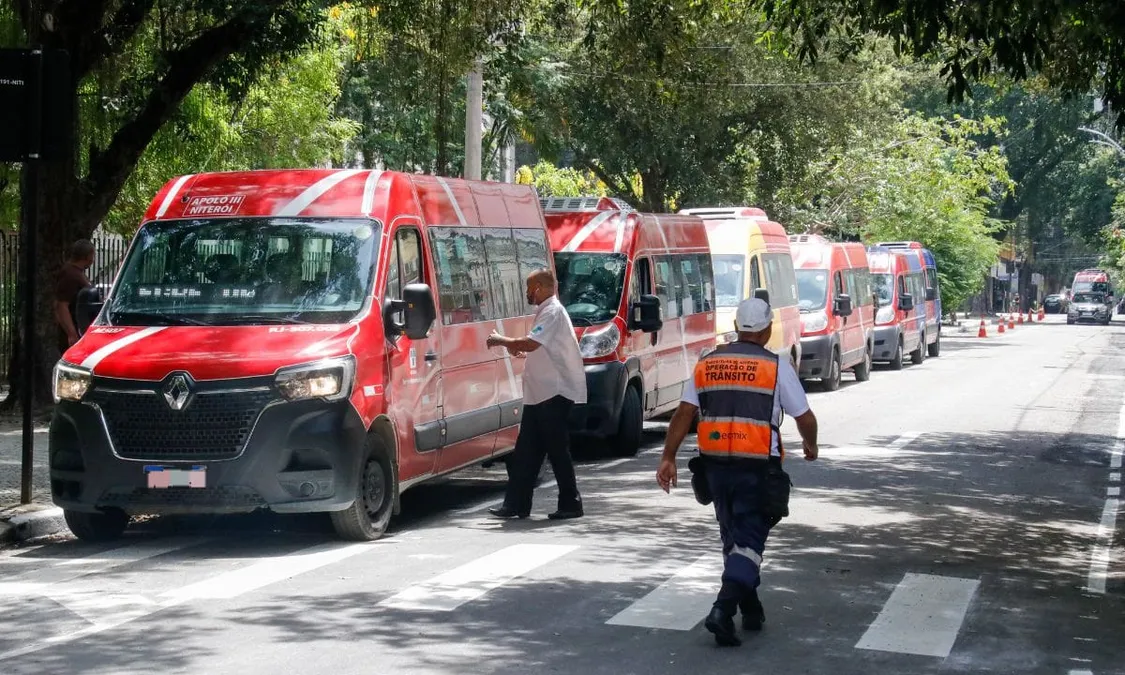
[
  {"x1": 1067, "y1": 292, "x2": 1112, "y2": 325},
  {"x1": 789, "y1": 235, "x2": 875, "y2": 390},
  {"x1": 54, "y1": 169, "x2": 554, "y2": 542},
  {"x1": 866, "y1": 246, "x2": 926, "y2": 369},
  {"x1": 1044, "y1": 294, "x2": 1069, "y2": 314},
  {"x1": 543, "y1": 197, "x2": 715, "y2": 456}
]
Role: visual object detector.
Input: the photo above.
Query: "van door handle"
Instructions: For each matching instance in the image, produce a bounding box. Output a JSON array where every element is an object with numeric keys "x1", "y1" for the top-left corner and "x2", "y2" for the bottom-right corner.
[{"x1": 425, "y1": 351, "x2": 439, "y2": 363}]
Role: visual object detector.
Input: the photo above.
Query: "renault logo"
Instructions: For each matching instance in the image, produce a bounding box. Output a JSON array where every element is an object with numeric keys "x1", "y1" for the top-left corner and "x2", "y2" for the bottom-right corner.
[{"x1": 163, "y1": 375, "x2": 192, "y2": 411}]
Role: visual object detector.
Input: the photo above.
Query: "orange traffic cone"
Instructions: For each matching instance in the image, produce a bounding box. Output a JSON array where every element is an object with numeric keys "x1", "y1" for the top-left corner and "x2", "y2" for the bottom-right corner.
[
  {"x1": 1038, "y1": 308, "x2": 1045, "y2": 321},
  {"x1": 1018, "y1": 312, "x2": 1024, "y2": 325},
  {"x1": 1008, "y1": 315, "x2": 1015, "y2": 330},
  {"x1": 978, "y1": 319, "x2": 988, "y2": 338},
  {"x1": 1028, "y1": 311, "x2": 1034, "y2": 323},
  {"x1": 998, "y1": 319, "x2": 1006, "y2": 334}
]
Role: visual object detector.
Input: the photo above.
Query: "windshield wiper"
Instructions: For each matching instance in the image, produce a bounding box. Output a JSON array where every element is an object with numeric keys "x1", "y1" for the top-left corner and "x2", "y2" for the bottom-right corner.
[
  {"x1": 108, "y1": 310, "x2": 208, "y2": 326},
  {"x1": 222, "y1": 314, "x2": 311, "y2": 325}
]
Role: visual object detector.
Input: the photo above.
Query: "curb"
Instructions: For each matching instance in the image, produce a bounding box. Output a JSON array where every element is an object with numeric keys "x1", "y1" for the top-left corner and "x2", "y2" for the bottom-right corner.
[{"x1": 0, "y1": 506, "x2": 67, "y2": 545}]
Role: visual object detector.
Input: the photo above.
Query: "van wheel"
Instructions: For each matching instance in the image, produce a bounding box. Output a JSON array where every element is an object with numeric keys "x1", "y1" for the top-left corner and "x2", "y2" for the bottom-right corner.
[
  {"x1": 331, "y1": 435, "x2": 395, "y2": 541},
  {"x1": 64, "y1": 508, "x2": 129, "y2": 542},
  {"x1": 911, "y1": 334, "x2": 925, "y2": 364},
  {"x1": 889, "y1": 339, "x2": 904, "y2": 371},
  {"x1": 928, "y1": 332, "x2": 941, "y2": 358},
  {"x1": 853, "y1": 346, "x2": 872, "y2": 382},
  {"x1": 822, "y1": 348, "x2": 841, "y2": 391},
  {"x1": 611, "y1": 385, "x2": 643, "y2": 457}
]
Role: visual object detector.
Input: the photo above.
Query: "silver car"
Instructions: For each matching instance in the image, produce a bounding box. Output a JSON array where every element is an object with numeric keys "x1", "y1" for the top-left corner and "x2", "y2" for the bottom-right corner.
[{"x1": 1067, "y1": 292, "x2": 1112, "y2": 325}]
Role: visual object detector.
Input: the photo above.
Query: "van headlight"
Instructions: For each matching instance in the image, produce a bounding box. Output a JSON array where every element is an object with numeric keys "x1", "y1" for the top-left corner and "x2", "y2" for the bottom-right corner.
[
  {"x1": 579, "y1": 323, "x2": 621, "y2": 359},
  {"x1": 801, "y1": 311, "x2": 828, "y2": 333},
  {"x1": 53, "y1": 363, "x2": 91, "y2": 403},
  {"x1": 876, "y1": 305, "x2": 895, "y2": 324},
  {"x1": 275, "y1": 356, "x2": 355, "y2": 401}
]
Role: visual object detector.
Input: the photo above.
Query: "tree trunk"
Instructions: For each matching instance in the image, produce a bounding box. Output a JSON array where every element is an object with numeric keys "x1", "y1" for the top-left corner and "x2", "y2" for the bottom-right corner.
[{"x1": 640, "y1": 169, "x2": 667, "y2": 213}]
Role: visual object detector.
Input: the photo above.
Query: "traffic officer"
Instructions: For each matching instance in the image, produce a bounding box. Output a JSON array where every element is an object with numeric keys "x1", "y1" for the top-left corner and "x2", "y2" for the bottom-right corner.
[{"x1": 657, "y1": 297, "x2": 819, "y2": 647}]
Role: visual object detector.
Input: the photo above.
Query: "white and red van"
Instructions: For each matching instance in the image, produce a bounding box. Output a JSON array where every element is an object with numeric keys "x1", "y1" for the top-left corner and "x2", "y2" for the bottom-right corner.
[
  {"x1": 866, "y1": 245, "x2": 925, "y2": 369},
  {"x1": 541, "y1": 197, "x2": 716, "y2": 455},
  {"x1": 51, "y1": 169, "x2": 554, "y2": 542},
  {"x1": 789, "y1": 235, "x2": 874, "y2": 390}
]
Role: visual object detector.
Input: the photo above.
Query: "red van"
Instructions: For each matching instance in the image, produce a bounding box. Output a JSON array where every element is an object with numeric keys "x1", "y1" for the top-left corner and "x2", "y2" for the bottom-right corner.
[
  {"x1": 789, "y1": 235, "x2": 874, "y2": 390},
  {"x1": 866, "y1": 245, "x2": 925, "y2": 369},
  {"x1": 51, "y1": 169, "x2": 554, "y2": 542},
  {"x1": 542, "y1": 197, "x2": 716, "y2": 455}
]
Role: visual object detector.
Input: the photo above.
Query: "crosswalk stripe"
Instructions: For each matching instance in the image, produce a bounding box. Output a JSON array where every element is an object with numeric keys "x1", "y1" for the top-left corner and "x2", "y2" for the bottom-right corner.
[
  {"x1": 0, "y1": 538, "x2": 208, "y2": 588},
  {"x1": 606, "y1": 554, "x2": 723, "y2": 630},
  {"x1": 380, "y1": 543, "x2": 578, "y2": 611},
  {"x1": 855, "y1": 573, "x2": 979, "y2": 658}
]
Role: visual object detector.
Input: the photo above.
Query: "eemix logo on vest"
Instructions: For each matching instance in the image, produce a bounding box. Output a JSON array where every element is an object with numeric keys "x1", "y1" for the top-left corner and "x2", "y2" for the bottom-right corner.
[{"x1": 709, "y1": 430, "x2": 749, "y2": 441}]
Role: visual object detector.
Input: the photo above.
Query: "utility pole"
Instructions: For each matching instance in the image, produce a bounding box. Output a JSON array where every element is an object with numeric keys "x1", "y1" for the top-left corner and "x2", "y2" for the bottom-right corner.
[{"x1": 464, "y1": 57, "x2": 483, "y2": 181}]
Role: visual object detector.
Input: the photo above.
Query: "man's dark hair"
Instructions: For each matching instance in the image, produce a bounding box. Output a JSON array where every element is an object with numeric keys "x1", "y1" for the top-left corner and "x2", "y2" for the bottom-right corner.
[{"x1": 69, "y1": 239, "x2": 95, "y2": 262}]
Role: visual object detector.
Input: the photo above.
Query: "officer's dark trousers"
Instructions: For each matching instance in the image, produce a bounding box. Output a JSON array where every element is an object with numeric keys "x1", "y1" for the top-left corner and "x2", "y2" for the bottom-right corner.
[
  {"x1": 502, "y1": 395, "x2": 582, "y2": 513},
  {"x1": 705, "y1": 461, "x2": 772, "y2": 615}
]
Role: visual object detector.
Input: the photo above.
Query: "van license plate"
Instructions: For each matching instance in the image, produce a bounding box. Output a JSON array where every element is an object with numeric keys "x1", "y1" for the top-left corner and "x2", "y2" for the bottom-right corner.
[{"x1": 145, "y1": 465, "x2": 206, "y2": 489}]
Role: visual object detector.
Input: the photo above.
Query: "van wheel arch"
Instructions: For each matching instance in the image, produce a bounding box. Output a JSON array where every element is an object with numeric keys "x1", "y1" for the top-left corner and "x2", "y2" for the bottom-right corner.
[{"x1": 369, "y1": 416, "x2": 401, "y2": 515}]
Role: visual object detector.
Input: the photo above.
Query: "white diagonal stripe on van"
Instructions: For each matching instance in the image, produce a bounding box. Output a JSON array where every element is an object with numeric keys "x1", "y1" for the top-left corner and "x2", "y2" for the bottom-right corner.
[
  {"x1": 275, "y1": 169, "x2": 364, "y2": 217},
  {"x1": 561, "y1": 211, "x2": 614, "y2": 252},
  {"x1": 155, "y1": 175, "x2": 194, "y2": 218},
  {"x1": 379, "y1": 544, "x2": 578, "y2": 611},
  {"x1": 80, "y1": 327, "x2": 167, "y2": 370},
  {"x1": 496, "y1": 319, "x2": 518, "y2": 398},
  {"x1": 436, "y1": 176, "x2": 469, "y2": 226},
  {"x1": 361, "y1": 169, "x2": 384, "y2": 216},
  {"x1": 613, "y1": 213, "x2": 630, "y2": 252}
]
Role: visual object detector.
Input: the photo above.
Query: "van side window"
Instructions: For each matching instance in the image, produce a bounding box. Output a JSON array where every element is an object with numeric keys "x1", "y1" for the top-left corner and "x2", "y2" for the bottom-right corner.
[
  {"x1": 631, "y1": 257, "x2": 652, "y2": 303},
  {"x1": 386, "y1": 233, "x2": 402, "y2": 302},
  {"x1": 654, "y1": 257, "x2": 680, "y2": 319},
  {"x1": 696, "y1": 254, "x2": 714, "y2": 312},
  {"x1": 681, "y1": 256, "x2": 704, "y2": 315},
  {"x1": 762, "y1": 253, "x2": 798, "y2": 307},
  {"x1": 750, "y1": 257, "x2": 762, "y2": 290},
  {"x1": 429, "y1": 227, "x2": 489, "y2": 325},
  {"x1": 482, "y1": 228, "x2": 521, "y2": 319},
  {"x1": 833, "y1": 271, "x2": 844, "y2": 299},
  {"x1": 515, "y1": 228, "x2": 550, "y2": 316},
  {"x1": 398, "y1": 229, "x2": 423, "y2": 287}
]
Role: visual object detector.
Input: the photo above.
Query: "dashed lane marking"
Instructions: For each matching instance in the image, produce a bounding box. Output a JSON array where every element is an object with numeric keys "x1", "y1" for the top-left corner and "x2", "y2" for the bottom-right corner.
[{"x1": 1086, "y1": 498, "x2": 1120, "y2": 594}]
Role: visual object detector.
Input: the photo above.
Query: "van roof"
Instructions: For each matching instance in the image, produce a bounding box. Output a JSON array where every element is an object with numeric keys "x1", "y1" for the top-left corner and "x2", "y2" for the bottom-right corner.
[
  {"x1": 679, "y1": 206, "x2": 768, "y2": 220},
  {"x1": 545, "y1": 210, "x2": 709, "y2": 255},
  {"x1": 540, "y1": 196, "x2": 634, "y2": 212},
  {"x1": 791, "y1": 237, "x2": 868, "y2": 269},
  {"x1": 142, "y1": 169, "x2": 543, "y2": 228}
]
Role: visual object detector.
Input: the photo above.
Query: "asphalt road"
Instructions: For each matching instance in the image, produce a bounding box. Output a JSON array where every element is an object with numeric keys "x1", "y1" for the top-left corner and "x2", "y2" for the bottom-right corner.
[{"x1": 1, "y1": 314, "x2": 1123, "y2": 675}]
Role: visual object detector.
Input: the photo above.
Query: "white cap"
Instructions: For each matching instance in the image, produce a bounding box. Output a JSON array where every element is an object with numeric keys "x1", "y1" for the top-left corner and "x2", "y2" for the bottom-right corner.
[{"x1": 735, "y1": 298, "x2": 772, "y2": 332}]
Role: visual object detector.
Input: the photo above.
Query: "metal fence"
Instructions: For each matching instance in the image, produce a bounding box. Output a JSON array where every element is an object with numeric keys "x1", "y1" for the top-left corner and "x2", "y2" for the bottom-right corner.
[{"x1": 0, "y1": 232, "x2": 130, "y2": 385}]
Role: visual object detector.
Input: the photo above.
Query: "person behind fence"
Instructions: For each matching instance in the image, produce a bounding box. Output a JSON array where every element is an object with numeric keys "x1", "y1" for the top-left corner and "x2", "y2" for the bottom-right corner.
[
  {"x1": 656, "y1": 297, "x2": 820, "y2": 647},
  {"x1": 55, "y1": 239, "x2": 95, "y2": 349}
]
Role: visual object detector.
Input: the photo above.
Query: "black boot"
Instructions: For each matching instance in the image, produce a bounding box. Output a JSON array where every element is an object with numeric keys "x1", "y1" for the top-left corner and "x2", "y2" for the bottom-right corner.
[
  {"x1": 704, "y1": 606, "x2": 742, "y2": 647},
  {"x1": 740, "y1": 589, "x2": 765, "y2": 631}
]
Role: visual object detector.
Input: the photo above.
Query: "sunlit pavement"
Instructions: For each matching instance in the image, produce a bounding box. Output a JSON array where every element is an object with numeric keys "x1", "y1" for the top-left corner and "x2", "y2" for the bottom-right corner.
[{"x1": 1, "y1": 313, "x2": 1123, "y2": 674}]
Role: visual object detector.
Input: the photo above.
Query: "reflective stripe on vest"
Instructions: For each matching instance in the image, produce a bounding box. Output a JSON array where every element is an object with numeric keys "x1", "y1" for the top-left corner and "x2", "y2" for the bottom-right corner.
[{"x1": 695, "y1": 343, "x2": 778, "y2": 461}]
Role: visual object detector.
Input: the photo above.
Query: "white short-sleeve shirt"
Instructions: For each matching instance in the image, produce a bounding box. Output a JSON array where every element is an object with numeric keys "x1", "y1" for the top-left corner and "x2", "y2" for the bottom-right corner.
[
  {"x1": 523, "y1": 295, "x2": 588, "y2": 406},
  {"x1": 680, "y1": 352, "x2": 808, "y2": 456}
]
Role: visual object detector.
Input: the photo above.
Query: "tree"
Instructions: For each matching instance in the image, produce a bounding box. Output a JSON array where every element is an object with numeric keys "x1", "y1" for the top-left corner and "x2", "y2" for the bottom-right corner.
[{"x1": 514, "y1": 161, "x2": 607, "y2": 198}]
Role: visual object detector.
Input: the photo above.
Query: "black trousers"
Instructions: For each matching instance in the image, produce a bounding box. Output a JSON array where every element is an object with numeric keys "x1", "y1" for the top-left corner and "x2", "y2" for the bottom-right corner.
[{"x1": 502, "y1": 395, "x2": 581, "y2": 513}]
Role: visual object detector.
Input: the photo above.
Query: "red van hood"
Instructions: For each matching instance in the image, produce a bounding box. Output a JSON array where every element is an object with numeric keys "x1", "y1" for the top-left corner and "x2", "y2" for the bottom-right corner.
[{"x1": 63, "y1": 324, "x2": 359, "y2": 381}]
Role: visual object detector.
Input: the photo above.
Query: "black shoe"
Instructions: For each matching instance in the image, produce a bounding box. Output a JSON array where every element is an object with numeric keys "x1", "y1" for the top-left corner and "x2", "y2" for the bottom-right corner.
[
  {"x1": 740, "y1": 591, "x2": 765, "y2": 631},
  {"x1": 547, "y1": 508, "x2": 584, "y2": 520},
  {"x1": 489, "y1": 506, "x2": 529, "y2": 519},
  {"x1": 704, "y1": 607, "x2": 741, "y2": 647}
]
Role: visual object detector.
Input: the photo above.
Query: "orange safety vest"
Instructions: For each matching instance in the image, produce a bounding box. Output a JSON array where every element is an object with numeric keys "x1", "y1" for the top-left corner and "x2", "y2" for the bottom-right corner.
[{"x1": 694, "y1": 341, "x2": 779, "y2": 461}]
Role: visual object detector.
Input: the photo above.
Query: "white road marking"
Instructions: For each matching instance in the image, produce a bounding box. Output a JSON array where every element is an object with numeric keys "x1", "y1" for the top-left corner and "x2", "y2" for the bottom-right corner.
[
  {"x1": 80, "y1": 326, "x2": 167, "y2": 370},
  {"x1": 0, "y1": 538, "x2": 207, "y2": 587},
  {"x1": 1110, "y1": 473, "x2": 1121, "y2": 483},
  {"x1": 0, "y1": 541, "x2": 378, "y2": 659},
  {"x1": 1069, "y1": 670, "x2": 1094, "y2": 675},
  {"x1": 888, "y1": 431, "x2": 923, "y2": 451},
  {"x1": 1086, "y1": 498, "x2": 1120, "y2": 594},
  {"x1": 1111, "y1": 441, "x2": 1123, "y2": 470},
  {"x1": 1109, "y1": 487, "x2": 1120, "y2": 497},
  {"x1": 592, "y1": 458, "x2": 633, "y2": 471},
  {"x1": 855, "y1": 573, "x2": 979, "y2": 658},
  {"x1": 455, "y1": 479, "x2": 557, "y2": 515},
  {"x1": 154, "y1": 174, "x2": 193, "y2": 218},
  {"x1": 275, "y1": 169, "x2": 363, "y2": 217},
  {"x1": 379, "y1": 543, "x2": 577, "y2": 611},
  {"x1": 607, "y1": 554, "x2": 723, "y2": 630}
]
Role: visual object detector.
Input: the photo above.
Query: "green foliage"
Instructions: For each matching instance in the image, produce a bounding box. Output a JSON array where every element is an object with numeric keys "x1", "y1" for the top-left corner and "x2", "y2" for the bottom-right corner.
[{"x1": 515, "y1": 161, "x2": 607, "y2": 197}]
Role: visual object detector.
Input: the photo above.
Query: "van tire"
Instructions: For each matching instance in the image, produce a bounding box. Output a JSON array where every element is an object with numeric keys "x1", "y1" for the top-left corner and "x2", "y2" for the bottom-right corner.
[
  {"x1": 611, "y1": 385, "x2": 643, "y2": 457},
  {"x1": 822, "y1": 348, "x2": 842, "y2": 391},
  {"x1": 853, "y1": 345, "x2": 872, "y2": 382},
  {"x1": 889, "y1": 339, "x2": 904, "y2": 370},
  {"x1": 928, "y1": 332, "x2": 941, "y2": 357},
  {"x1": 911, "y1": 334, "x2": 925, "y2": 365},
  {"x1": 331, "y1": 435, "x2": 395, "y2": 541},
  {"x1": 64, "y1": 508, "x2": 129, "y2": 542}
]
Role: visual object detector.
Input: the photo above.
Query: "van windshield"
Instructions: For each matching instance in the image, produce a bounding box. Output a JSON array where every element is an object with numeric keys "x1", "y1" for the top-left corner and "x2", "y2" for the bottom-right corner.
[
  {"x1": 1074, "y1": 281, "x2": 1110, "y2": 295},
  {"x1": 105, "y1": 217, "x2": 380, "y2": 326},
  {"x1": 795, "y1": 269, "x2": 828, "y2": 311},
  {"x1": 554, "y1": 252, "x2": 628, "y2": 325},
  {"x1": 872, "y1": 274, "x2": 894, "y2": 306},
  {"x1": 1073, "y1": 293, "x2": 1105, "y2": 304},
  {"x1": 712, "y1": 254, "x2": 745, "y2": 308}
]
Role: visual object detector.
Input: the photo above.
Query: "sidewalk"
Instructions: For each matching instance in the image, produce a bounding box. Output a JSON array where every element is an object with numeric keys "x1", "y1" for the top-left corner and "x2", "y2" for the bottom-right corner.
[{"x1": 0, "y1": 415, "x2": 66, "y2": 545}]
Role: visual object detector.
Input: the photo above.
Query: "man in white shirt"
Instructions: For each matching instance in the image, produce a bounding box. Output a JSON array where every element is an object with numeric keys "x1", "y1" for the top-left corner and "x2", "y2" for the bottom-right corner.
[{"x1": 486, "y1": 269, "x2": 588, "y2": 520}]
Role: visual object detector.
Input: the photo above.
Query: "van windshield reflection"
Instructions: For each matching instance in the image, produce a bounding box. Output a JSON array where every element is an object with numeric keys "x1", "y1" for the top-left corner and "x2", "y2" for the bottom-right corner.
[
  {"x1": 872, "y1": 273, "x2": 894, "y2": 306},
  {"x1": 712, "y1": 254, "x2": 745, "y2": 308},
  {"x1": 106, "y1": 217, "x2": 380, "y2": 326},
  {"x1": 795, "y1": 269, "x2": 828, "y2": 311},
  {"x1": 554, "y1": 253, "x2": 627, "y2": 325}
]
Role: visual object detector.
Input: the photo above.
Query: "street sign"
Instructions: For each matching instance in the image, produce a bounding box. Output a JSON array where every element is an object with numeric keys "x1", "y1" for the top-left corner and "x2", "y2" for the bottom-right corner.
[{"x1": 0, "y1": 48, "x2": 73, "y2": 161}]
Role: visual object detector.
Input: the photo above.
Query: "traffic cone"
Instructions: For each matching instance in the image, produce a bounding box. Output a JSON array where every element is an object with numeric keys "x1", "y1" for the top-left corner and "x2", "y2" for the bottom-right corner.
[
  {"x1": 1018, "y1": 312, "x2": 1024, "y2": 325},
  {"x1": 998, "y1": 319, "x2": 1005, "y2": 334},
  {"x1": 1008, "y1": 315, "x2": 1015, "y2": 330},
  {"x1": 1038, "y1": 308, "x2": 1045, "y2": 321},
  {"x1": 978, "y1": 319, "x2": 988, "y2": 338}
]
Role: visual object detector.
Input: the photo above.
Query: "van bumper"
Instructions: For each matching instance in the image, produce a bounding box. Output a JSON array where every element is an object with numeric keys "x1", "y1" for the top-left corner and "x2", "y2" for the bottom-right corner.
[
  {"x1": 872, "y1": 325, "x2": 900, "y2": 361},
  {"x1": 798, "y1": 334, "x2": 834, "y2": 379},
  {"x1": 568, "y1": 362, "x2": 628, "y2": 438},
  {"x1": 48, "y1": 396, "x2": 367, "y2": 516}
]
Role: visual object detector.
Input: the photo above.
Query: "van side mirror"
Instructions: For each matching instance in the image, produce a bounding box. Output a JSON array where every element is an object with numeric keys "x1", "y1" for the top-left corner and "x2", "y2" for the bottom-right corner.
[
  {"x1": 833, "y1": 294, "x2": 853, "y2": 317},
  {"x1": 898, "y1": 293, "x2": 915, "y2": 312},
  {"x1": 925, "y1": 287, "x2": 937, "y2": 302},
  {"x1": 753, "y1": 288, "x2": 770, "y2": 304},
  {"x1": 630, "y1": 294, "x2": 663, "y2": 333},
  {"x1": 385, "y1": 283, "x2": 437, "y2": 341},
  {"x1": 76, "y1": 286, "x2": 104, "y2": 335}
]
